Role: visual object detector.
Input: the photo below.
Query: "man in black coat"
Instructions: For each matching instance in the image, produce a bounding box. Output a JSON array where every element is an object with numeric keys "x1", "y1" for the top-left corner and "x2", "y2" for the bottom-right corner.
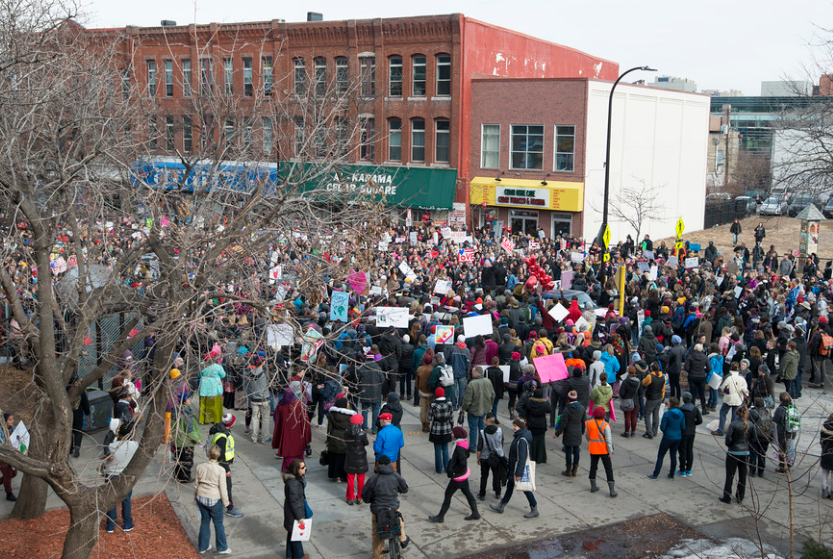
[{"x1": 362, "y1": 455, "x2": 410, "y2": 556}]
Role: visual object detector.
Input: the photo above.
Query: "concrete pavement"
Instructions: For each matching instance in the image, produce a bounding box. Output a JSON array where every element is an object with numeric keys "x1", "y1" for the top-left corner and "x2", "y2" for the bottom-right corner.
[{"x1": 2, "y1": 382, "x2": 832, "y2": 558}]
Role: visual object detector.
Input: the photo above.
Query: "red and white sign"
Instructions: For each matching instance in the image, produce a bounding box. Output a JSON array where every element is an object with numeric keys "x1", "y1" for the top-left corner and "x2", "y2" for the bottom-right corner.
[
  {"x1": 529, "y1": 241, "x2": 540, "y2": 250},
  {"x1": 67, "y1": 255, "x2": 78, "y2": 268},
  {"x1": 458, "y1": 248, "x2": 475, "y2": 263},
  {"x1": 501, "y1": 237, "x2": 514, "y2": 254},
  {"x1": 269, "y1": 265, "x2": 282, "y2": 284}
]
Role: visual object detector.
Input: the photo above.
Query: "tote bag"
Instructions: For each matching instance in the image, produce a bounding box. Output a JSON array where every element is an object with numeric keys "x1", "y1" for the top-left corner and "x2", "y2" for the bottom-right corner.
[
  {"x1": 291, "y1": 517, "x2": 313, "y2": 541},
  {"x1": 515, "y1": 438, "x2": 536, "y2": 492}
]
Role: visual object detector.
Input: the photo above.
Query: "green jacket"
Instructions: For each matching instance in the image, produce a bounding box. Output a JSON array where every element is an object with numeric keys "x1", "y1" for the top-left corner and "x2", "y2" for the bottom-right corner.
[
  {"x1": 589, "y1": 384, "x2": 614, "y2": 412},
  {"x1": 461, "y1": 376, "x2": 496, "y2": 416},
  {"x1": 781, "y1": 349, "x2": 799, "y2": 381},
  {"x1": 174, "y1": 408, "x2": 202, "y2": 448}
]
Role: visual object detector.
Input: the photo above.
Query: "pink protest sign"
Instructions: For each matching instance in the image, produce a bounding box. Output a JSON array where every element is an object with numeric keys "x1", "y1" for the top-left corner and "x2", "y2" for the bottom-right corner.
[
  {"x1": 349, "y1": 270, "x2": 367, "y2": 294},
  {"x1": 533, "y1": 353, "x2": 569, "y2": 383}
]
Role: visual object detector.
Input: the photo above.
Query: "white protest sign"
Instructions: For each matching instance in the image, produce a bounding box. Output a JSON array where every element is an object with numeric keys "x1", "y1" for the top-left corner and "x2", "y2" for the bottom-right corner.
[
  {"x1": 501, "y1": 237, "x2": 514, "y2": 253},
  {"x1": 684, "y1": 257, "x2": 699, "y2": 269},
  {"x1": 432, "y1": 232, "x2": 439, "y2": 245},
  {"x1": 409, "y1": 232, "x2": 418, "y2": 245},
  {"x1": 268, "y1": 265, "x2": 282, "y2": 284},
  {"x1": 649, "y1": 265, "x2": 658, "y2": 281},
  {"x1": 440, "y1": 227, "x2": 452, "y2": 238},
  {"x1": 643, "y1": 250, "x2": 654, "y2": 260},
  {"x1": 11, "y1": 421, "x2": 30, "y2": 454},
  {"x1": 376, "y1": 307, "x2": 410, "y2": 328},
  {"x1": 734, "y1": 286, "x2": 743, "y2": 298},
  {"x1": 529, "y1": 240, "x2": 540, "y2": 250},
  {"x1": 548, "y1": 303, "x2": 569, "y2": 322},
  {"x1": 267, "y1": 323, "x2": 294, "y2": 349},
  {"x1": 398, "y1": 262, "x2": 413, "y2": 276},
  {"x1": 434, "y1": 279, "x2": 452, "y2": 294},
  {"x1": 463, "y1": 314, "x2": 494, "y2": 337},
  {"x1": 668, "y1": 256, "x2": 679, "y2": 269},
  {"x1": 575, "y1": 316, "x2": 591, "y2": 332},
  {"x1": 499, "y1": 365, "x2": 511, "y2": 383},
  {"x1": 638, "y1": 262, "x2": 650, "y2": 273},
  {"x1": 637, "y1": 310, "x2": 645, "y2": 338},
  {"x1": 570, "y1": 252, "x2": 584, "y2": 264},
  {"x1": 369, "y1": 285, "x2": 383, "y2": 296},
  {"x1": 561, "y1": 270, "x2": 573, "y2": 290},
  {"x1": 448, "y1": 231, "x2": 467, "y2": 244},
  {"x1": 378, "y1": 241, "x2": 389, "y2": 251}
]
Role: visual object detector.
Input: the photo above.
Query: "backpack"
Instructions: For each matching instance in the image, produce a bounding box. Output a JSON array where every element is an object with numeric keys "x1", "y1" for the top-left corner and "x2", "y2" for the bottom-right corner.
[
  {"x1": 754, "y1": 409, "x2": 775, "y2": 440},
  {"x1": 786, "y1": 404, "x2": 801, "y2": 433},
  {"x1": 819, "y1": 333, "x2": 833, "y2": 357},
  {"x1": 438, "y1": 364, "x2": 455, "y2": 387},
  {"x1": 671, "y1": 306, "x2": 685, "y2": 329}
]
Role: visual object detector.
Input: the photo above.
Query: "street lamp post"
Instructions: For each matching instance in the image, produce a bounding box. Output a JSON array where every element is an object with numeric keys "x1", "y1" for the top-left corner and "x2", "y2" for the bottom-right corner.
[{"x1": 596, "y1": 65, "x2": 656, "y2": 286}]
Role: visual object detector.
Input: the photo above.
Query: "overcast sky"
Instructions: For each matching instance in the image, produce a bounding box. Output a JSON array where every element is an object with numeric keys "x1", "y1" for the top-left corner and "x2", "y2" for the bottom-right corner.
[{"x1": 83, "y1": 0, "x2": 831, "y2": 95}]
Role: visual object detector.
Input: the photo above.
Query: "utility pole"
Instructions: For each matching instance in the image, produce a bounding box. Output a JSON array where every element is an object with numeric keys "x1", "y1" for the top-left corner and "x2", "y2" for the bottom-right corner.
[{"x1": 723, "y1": 104, "x2": 731, "y2": 190}]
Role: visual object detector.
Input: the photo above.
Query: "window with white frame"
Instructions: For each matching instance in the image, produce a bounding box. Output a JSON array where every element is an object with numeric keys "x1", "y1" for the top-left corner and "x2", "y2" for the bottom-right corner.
[
  {"x1": 200, "y1": 58, "x2": 213, "y2": 96},
  {"x1": 183, "y1": 116, "x2": 192, "y2": 152},
  {"x1": 510, "y1": 125, "x2": 544, "y2": 170},
  {"x1": 388, "y1": 118, "x2": 402, "y2": 161},
  {"x1": 436, "y1": 54, "x2": 451, "y2": 96},
  {"x1": 411, "y1": 118, "x2": 425, "y2": 162},
  {"x1": 412, "y1": 55, "x2": 426, "y2": 96},
  {"x1": 262, "y1": 117, "x2": 272, "y2": 155},
  {"x1": 554, "y1": 125, "x2": 575, "y2": 172},
  {"x1": 389, "y1": 56, "x2": 402, "y2": 97},
  {"x1": 182, "y1": 59, "x2": 191, "y2": 97},
  {"x1": 360, "y1": 57, "x2": 375, "y2": 97},
  {"x1": 435, "y1": 119, "x2": 450, "y2": 163},
  {"x1": 360, "y1": 117, "x2": 375, "y2": 161},
  {"x1": 294, "y1": 117, "x2": 305, "y2": 156},
  {"x1": 481, "y1": 124, "x2": 500, "y2": 168}
]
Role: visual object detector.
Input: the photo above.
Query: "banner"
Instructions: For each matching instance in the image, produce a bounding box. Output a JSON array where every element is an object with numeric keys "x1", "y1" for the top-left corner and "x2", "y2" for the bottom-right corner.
[{"x1": 459, "y1": 248, "x2": 475, "y2": 263}]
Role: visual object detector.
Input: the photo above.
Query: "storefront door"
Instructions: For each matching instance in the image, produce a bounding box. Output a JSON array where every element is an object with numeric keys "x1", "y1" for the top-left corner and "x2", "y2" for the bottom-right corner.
[
  {"x1": 509, "y1": 210, "x2": 538, "y2": 236},
  {"x1": 552, "y1": 212, "x2": 572, "y2": 238}
]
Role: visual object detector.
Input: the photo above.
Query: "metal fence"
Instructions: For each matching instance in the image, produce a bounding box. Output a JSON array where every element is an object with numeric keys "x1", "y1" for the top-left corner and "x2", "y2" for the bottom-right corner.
[{"x1": 704, "y1": 199, "x2": 755, "y2": 229}]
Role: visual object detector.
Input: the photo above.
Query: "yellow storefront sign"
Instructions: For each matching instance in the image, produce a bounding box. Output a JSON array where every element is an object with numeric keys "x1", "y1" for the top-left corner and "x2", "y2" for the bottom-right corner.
[{"x1": 470, "y1": 177, "x2": 584, "y2": 212}]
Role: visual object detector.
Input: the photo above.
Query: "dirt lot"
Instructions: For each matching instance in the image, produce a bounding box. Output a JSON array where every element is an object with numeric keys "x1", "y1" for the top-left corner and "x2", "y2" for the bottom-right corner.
[
  {"x1": 658, "y1": 214, "x2": 833, "y2": 263},
  {"x1": 456, "y1": 513, "x2": 704, "y2": 559}
]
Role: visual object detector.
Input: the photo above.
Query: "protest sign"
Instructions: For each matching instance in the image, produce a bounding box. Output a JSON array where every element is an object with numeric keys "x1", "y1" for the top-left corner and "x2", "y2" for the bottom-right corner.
[
  {"x1": 501, "y1": 237, "x2": 514, "y2": 253},
  {"x1": 561, "y1": 270, "x2": 573, "y2": 290},
  {"x1": 649, "y1": 265, "x2": 658, "y2": 281},
  {"x1": 11, "y1": 421, "x2": 29, "y2": 454},
  {"x1": 570, "y1": 252, "x2": 584, "y2": 264},
  {"x1": 642, "y1": 250, "x2": 654, "y2": 260},
  {"x1": 548, "y1": 303, "x2": 569, "y2": 322},
  {"x1": 637, "y1": 262, "x2": 649, "y2": 273},
  {"x1": 267, "y1": 323, "x2": 294, "y2": 349},
  {"x1": 533, "y1": 353, "x2": 569, "y2": 383},
  {"x1": 268, "y1": 265, "x2": 282, "y2": 284},
  {"x1": 409, "y1": 232, "x2": 418, "y2": 245},
  {"x1": 575, "y1": 316, "x2": 591, "y2": 332},
  {"x1": 435, "y1": 325, "x2": 455, "y2": 345},
  {"x1": 398, "y1": 262, "x2": 413, "y2": 276},
  {"x1": 369, "y1": 285, "x2": 383, "y2": 296},
  {"x1": 330, "y1": 291, "x2": 349, "y2": 322},
  {"x1": 684, "y1": 257, "x2": 699, "y2": 269},
  {"x1": 668, "y1": 256, "x2": 679, "y2": 269},
  {"x1": 734, "y1": 286, "x2": 743, "y2": 298},
  {"x1": 349, "y1": 270, "x2": 368, "y2": 294},
  {"x1": 376, "y1": 307, "x2": 410, "y2": 328},
  {"x1": 463, "y1": 314, "x2": 493, "y2": 337},
  {"x1": 434, "y1": 279, "x2": 452, "y2": 294},
  {"x1": 499, "y1": 365, "x2": 511, "y2": 383}
]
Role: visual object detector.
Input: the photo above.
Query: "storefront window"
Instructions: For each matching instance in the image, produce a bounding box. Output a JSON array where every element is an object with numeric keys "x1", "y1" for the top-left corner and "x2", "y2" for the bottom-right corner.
[
  {"x1": 552, "y1": 212, "x2": 572, "y2": 238},
  {"x1": 511, "y1": 125, "x2": 544, "y2": 170},
  {"x1": 509, "y1": 209, "x2": 538, "y2": 236}
]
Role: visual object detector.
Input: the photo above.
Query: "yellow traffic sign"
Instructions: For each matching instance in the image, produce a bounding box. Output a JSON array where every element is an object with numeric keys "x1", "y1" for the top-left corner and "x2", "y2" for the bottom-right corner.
[
  {"x1": 675, "y1": 240, "x2": 684, "y2": 253},
  {"x1": 602, "y1": 225, "x2": 611, "y2": 249},
  {"x1": 603, "y1": 253, "x2": 610, "y2": 262},
  {"x1": 676, "y1": 217, "x2": 685, "y2": 239}
]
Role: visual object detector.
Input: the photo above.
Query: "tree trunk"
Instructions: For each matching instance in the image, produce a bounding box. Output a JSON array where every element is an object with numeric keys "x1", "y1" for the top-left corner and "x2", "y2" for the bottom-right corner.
[
  {"x1": 9, "y1": 473, "x2": 48, "y2": 519},
  {"x1": 62, "y1": 498, "x2": 99, "y2": 559}
]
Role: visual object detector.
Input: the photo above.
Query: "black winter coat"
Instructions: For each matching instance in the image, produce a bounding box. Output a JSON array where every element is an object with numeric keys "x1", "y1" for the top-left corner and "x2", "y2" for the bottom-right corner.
[
  {"x1": 485, "y1": 366, "x2": 506, "y2": 400},
  {"x1": 679, "y1": 403, "x2": 702, "y2": 437},
  {"x1": 507, "y1": 428, "x2": 532, "y2": 478},
  {"x1": 361, "y1": 463, "x2": 409, "y2": 515},
  {"x1": 525, "y1": 397, "x2": 552, "y2": 434},
  {"x1": 684, "y1": 351, "x2": 709, "y2": 382},
  {"x1": 566, "y1": 376, "x2": 591, "y2": 409},
  {"x1": 446, "y1": 442, "x2": 471, "y2": 479},
  {"x1": 554, "y1": 401, "x2": 585, "y2": 446},
  {"x1": 344, "y1": 424, "x2": 369, "y2": 474},
  {"x1": 724, "y1": 418, "x2": 749, "y2": 454},
  {"x1": 283, "y1": 474, "x2": 306, "y2": 532},
  {"x1": 326, "y1": 407, "x2": 355, "y2": 454},
  {"x1": 399, "y1": 342, "x2": 415, "y2": 374}
]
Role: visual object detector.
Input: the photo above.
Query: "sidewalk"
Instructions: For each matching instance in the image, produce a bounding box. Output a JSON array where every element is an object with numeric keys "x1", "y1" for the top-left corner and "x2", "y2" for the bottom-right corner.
[{"x1": 3, "y1": 384, "x2": 832, "y2": 558}]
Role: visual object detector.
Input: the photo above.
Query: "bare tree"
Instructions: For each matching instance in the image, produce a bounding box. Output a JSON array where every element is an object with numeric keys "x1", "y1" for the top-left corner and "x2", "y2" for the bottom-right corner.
[
  {"x1": 0, "y1": 3, "x2": 387, "y2": 558},
  {"x1": 607, "y1": 179, "x2": 666, "y2": 241}
]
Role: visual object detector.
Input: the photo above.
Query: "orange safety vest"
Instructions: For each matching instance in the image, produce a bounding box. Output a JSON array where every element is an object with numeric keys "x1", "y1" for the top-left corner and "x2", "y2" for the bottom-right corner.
[{"x1": 585, "y1": 418, "x2": 610, "y2": 455}]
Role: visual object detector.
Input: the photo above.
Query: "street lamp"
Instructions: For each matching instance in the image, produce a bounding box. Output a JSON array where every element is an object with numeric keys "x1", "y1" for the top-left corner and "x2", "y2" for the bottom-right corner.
[{"x1": 596, "y1": 65, "x2": 657, "y2": 285}]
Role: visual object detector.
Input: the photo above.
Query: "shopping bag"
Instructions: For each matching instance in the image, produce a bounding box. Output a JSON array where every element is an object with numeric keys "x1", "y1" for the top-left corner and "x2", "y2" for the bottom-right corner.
[
  {"x1": 707, "y1": 373, "x2": 722, "y2": 390},
  {"x1": 516, "y1": 439, "x2": 536, "y2": 492},
  {"x1": 291, "y1": 518, "x2": 312, "y2": 541}
]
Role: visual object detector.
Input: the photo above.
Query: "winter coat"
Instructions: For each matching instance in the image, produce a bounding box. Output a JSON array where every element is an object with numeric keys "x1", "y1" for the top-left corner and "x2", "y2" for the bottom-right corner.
[
  {"x1": 378, "y1": 394, "x2": 404, "y2": 429},
  {"x1": 326, "y1": 406, "x2": 356, "y2": 454},
  {"x1": 820, "y1": 419, "x2": 833, "y2": 471},
  {"x1": 642, "y1": 370, "x2": 666, "y2": 401},
  {"x1": 361, "y1": 462, "x2": 409, "y2": 515},
  {"x1": 198, "y1": 363, "x2": 226, "y2": 397},
  {"x1": 462, "y1": 376, "x2": 496, "y2": 416},
  {"x1": 358, "y1": 360, "x2": 385, "y2": 403},
  {"x1": 272, "y1": 399, "x2": 311, "y2": 455},
  {"x1": 679, "y1": 403, "x2": 702, "y2": 437},
  {"x1": 554, "y1": 401, "x2": 585, "y2": 446},
  {"x1": 589, "y1": 383, "x2": 613, "y2": 412},
  {"x1": 344, "y1": 424, "x2": 369, "y2": 474},
  {"x1": 724, "y1": 418, "x2": 749, "y2": 454},
  {"x1": 567, "y1": 375, "x2": 591, "y2": 409},
  {"x1": 428, "y1": 397, "x2": 454, "y2": 444},
  {"x1": 477, "y1": 424, "x2": 505, "y2": 460},
  {"x1": 599, "y1": 353, "x2": 621, "y2": 383},
  {"x1": 244, "y1": 366, "x2": 269, "y2": 402},
  {"x1": 659, "y1": 407, "x2": 686, "y2": 440},
  {"x1": 638, "y1": 330, "x2": 659, "y2": 363},
  {"x1": 507, "y1": 428, "x2": 533, "y2": 478},
  {"x1": 373, "y1": 423, "x2": 404, "y2": 462},
  {"x1": 524, "y1": 396, "x2": 552, "y2": 434},
  {"x1": 719, "y1": 371, "x2": 748, "y2": 407},
  {"x1": 588, "y1": 361, "x2": 605, "y2": 389},
  {"x1": 283, "y1": 473, "x2": 307, "y2": 532},
  {"x1": 446, "y1": 441, "x2": 471, "y2": 479},
  {"x1": 666, "y1": 343, "x2": 687, "y2": 375},
  {"x1": 485, "y1": 366, "x2": 506, "y2": 400},
  {"x1": 781, "y1": 349, "x2": 799, "y2": 381},
  {"x1": 399, "y1": 342, "x2": 415, "y2": 374},
  {"x1": 684, "y1": 350, "x2": 709, "y2": 382}
]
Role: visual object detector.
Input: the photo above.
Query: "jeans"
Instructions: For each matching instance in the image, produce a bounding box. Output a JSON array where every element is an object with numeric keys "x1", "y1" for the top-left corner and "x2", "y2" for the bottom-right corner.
[
  {"x1": 286, "y1": 529, "x2": 305, "y2": 559},
  {"x1": 452, "y1": 377, "x2": 467, "y2": 409},
  {"x1": 361, "y1": 400, "x2": 382, "y2": 432},
  {"x1": 564, "y1": 445, "x2": 580, "y2": 468},
  {"x1": 651, "y1": 438, "x2": 681, "y2": 477},
  {"x1": 437, "y1": 479, "x2": 478, "y2": 517},
  {"x1": 400, "y1": 368, "x2": 413, "y2": 397},
  {"x1": 732, "y1": 232, "x2": 738, "y2": 244},
  {"x1": 644, "y1": 399, "x2": 662, "y2": 436},
  {"x1": 723, "y1": 453, "x2": 748, "y2": 502},
  {"x1": 678, "y1": 436, "x2": 695, "y2": 472},
  {"x1": 507, "y1": 389, "x2": 518, "y2": 414},
  {"x1": 637, "y1": 395, "x2": 645, "y2": 420},
  {"x1": 668, "y1": 373, "x2": 681, "y2": 400},
  {"x1": 749, "y1": 438, "x2": 768, "y2": 476},
  {"x1": 501, "y1": 478, "x2": 537, "y2": 508},
  {"x1": 784, "y1": 379, "x2": 797, "y2": 399},
  {"x1": 467, "y1": 414, "x2": 485, "y2": 449},
  {"x1": 718, "y1": 403, "x2": 738, "y2": 433},
  {"x1": 105, "y1": 476, "x2": 133, "y2": 532},
  {"x1": 491, "y1": 399, "x2": 500, "y2": 419},
  {"x1": 708, "y1": 386, "x2": 719, "y2": 409},
  {"x1": 795, "y1": 367, "x2": 804, "y2": 397},
  {"x1": 198, "y1": 499, "x2": 228, "y2": 553},
  {"x1": 689, "y1": 379, "x2": 707, "y2": 412},
  {"x1": 434, "y1": 443, "x2": 449, "y2": 473},
  {"x1": 589, "y1": 453, "x2": 614, "y2": 482}
]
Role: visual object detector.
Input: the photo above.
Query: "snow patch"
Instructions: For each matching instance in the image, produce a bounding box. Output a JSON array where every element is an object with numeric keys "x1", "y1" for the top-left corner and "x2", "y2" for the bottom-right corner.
[
  {"x1": 495, "y1": 52, "x2": 505, "y2": 63},
  {"x1": 593, "y1": 62, "x2": 603, "y2": 77},
  {"x1": 660, "y1": 538, "x2": 784, "y2": 559}
]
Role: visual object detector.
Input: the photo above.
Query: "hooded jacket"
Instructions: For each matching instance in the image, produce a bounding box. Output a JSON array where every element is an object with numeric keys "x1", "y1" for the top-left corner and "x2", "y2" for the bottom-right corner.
[
  {"x1": 638, "y1": 327, "x2": 659, "y2": 363},
  {"x1": 477, "y1": 424, "x2": 505, "y2": 460},
  {"x1": 554, "y1": 401, "x2": 586, "y2": 446},
  {"x1": 344, "y1": 423, "x2": 369, "y2": 474},
  {"x1": 679, "y1": 402, "x2": 703, "y2": 437},
  {"x1": 361, "y1": 462, "x2": 409, "y2": 515},
  {"x1": 283, "y1": 473, "x2": 307, "y2": 531},
  {"x1": 642, "y1": 369, "x2": 665, "y2": 401},
  {"x1": 684, "y1": 350, "x2": 709, "y2": 382},
  {"x1": 507, "y1": 428, "x2": 533, "y2": 478},
  {"x1": 327, "y1": 405, "x2": 356, "y2": 454},
  {"x1": 462, "y1": 376, "x2": 496, "y2": 416}
]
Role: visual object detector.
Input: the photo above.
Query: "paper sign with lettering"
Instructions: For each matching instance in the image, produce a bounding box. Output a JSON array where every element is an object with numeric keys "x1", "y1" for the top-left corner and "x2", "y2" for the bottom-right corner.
[
  {"x1": 409, "y1": 232, "x2": 418, "y2": 245},
  {"x1": 160, "y1": 216, "x2": 170, "y2": 227},
  {"x1": 734, "y1": 286, "x2": 743, "y2": 298},
  {"x1": 435, "y1": 325, "x2": 455, "y2": 345},
  {"x1": 448, "y1": 231, "x2": 467, "y2": 244},
  {"x1": 684, "y1": 257, "x2": 699, "y2": 269},
  {"x1": 561, "y1": 270, "x2": 573, "y2": 290},
  {"x1": 548, "y1": 303, "x2": 569, "y2": 322},
  {"x1": 376, "y1": 307, "x2": 409, "y2": 328},
  {"x1": 399, "y1": 262, "x2": 413, "y2": 276},
  {"x1": 378, "y1": 241, "x2": 389, "y2": 252},
  {"x1": 441, "y1": 227, "x2": 452, "y2": 238},
  {"x1": 668, "y1": 256, "x2": 679, "y2": 269},
  {"x1": 462, "y1": 314, "x2": 493, "y2": 338},
  {"x1": 434, "y1": 279, "x2": 452, "y2": 294},
  {"x1": 501, "y1": 237, "x2": 514, "y2": 253},
  {"x1": 67, "y1": 255, "x2": 78, "y2": 268},
  {"x1": 571, "y1": 252, "x2": 584, "y2": 264},
  {"x1": 649, "y1": 265, "x2": 658, "y2": 281},
  {"x1": 638, "y1": 262, "x2": 650, "y2": 273},
  {"x1": 529, "y1": 240, "x2": 540, "y2": 250},
  {"x1": 642, "y1": 250, "x2": 654, "y2": 260},
  {"x1": 50, "y1": 257, "x2": 67, "y2": 274},
  {"x1": 369, "y1": 285, "x2": 383, "y2": 296},
  {"x1": 533, "y1": 353, "x2": 569, "y2": 383}
]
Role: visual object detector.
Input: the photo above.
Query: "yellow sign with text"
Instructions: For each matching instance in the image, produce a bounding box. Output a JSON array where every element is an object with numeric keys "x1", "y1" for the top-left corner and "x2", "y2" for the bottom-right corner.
[{"x1": 470, "y1": 177, "x2": 584, "y2": 212}]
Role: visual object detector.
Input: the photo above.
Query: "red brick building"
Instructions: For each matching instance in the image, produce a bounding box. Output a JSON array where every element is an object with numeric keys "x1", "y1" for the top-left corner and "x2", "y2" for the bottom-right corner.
[{"x1": 88, "y1": 14, "x2": 617, "y2": 221}]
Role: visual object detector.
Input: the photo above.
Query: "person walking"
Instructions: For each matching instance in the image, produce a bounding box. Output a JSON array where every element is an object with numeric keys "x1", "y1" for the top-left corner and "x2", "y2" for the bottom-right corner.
[
  {"x1": 283, "y1": 459, "x2": 311, "y2": 559},
  {"x1": 358, "y1": 352, "x2": 386, "y2": 434},
  {"x1": 194, "y1": 444, "x2": 231, "y2": 554},
  {"x1": 273, "y1": 387, "x2": 312, "y2": 473},
  {"x1": 173, "y1": 393, "x2": 202, "y2": 483},
  {"x1": 748, "y1": 397, "x2": 774, "y2": 478},
  {"x1": 646, "y1": 397, "x2": 685, "y2": 480},
  {"x1": 461, "y1": 366, "x2": 496, "y2": 449},
  {"x1": 244, "y1": 353, "x2": 270, "y2": 444},
  {"x1": 589, "y1": 373, "x2": 613, "y2": 422},
  {"x1": 618, "y1": 370, "x2": 641, "y2": 437},
  {"x1": 641, "y1": 363, "x2": 666, "y2": 439},
  {"x1": 344, "y1": 414, "x2": 369, "y2": 505},
  {"x1": 490, "y1": 418, "x2": 539, "y2": 517},
  {"x1": 676, "y1": 392, "x2": 703, "y2": 477},
  {"x1": 415, "y1": 352, "x2": 436, "y2": 432},
  {"x1": 554, "y1": 390, "x2": 585, "y2": 477},
  {"x1": 720, "y1": 405, "x2": 750, "y2": 504},
  {"x1": 820, "y1": 412, "x2": 833, "y2": 498},
  {"x1": 429, "y1": 387, "x2": 454, "y2": 474},
  {"x1": 523, "y1": 387, "x2": 552, "y2": 464},
  {"x1": 429, "y1": 426, "x2": 481, "y2": 522},
  {"x1": 103, "y1": 421, "x2": 139, "y2": 534},
  {"x1": 476, "y1": 413, "x2": 505, "y2": 501},
  {"x1": 210, "y1": 413, "x2": 243, "y2": 518},
  {"x1": 199, "y1": 354, "x2": 226, "y2": 424},
  {"x1": 362, "y1": 455, "x2": 410, "y2": 559},
  {"x1": 585, "y1": 407, "x2": 617, "y2": 497},
  {"x1": 730, "y1": 218, "x2": 742, "y2": 246}
]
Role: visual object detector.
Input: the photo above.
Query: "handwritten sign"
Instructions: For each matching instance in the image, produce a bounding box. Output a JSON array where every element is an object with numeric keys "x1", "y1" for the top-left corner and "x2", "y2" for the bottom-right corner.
[
  {"x1": 435, "y1": 325, "x2": 455, "y2": 345},
  {"x1": 376, "y1": 307, "x2": 409, "y2": 328},
  {"x1": 434, "y1": 279, "x2": 452, "y2": 294},
  {"x1": 684, "y1": 257, "x2": 699, "y2": 269},
  {"x1": 330, "y1": 291, "x2": 349, "y2": 322}
]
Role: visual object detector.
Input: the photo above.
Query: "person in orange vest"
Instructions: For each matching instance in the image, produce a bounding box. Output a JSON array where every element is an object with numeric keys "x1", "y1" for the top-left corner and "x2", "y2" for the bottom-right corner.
[{"x1": 585, "y1": 406, "x2": 617, "y2": 497}]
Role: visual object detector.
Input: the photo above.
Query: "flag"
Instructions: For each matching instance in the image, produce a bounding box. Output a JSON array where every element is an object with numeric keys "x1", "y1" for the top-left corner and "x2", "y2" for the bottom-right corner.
[{"x1": 459, "y1": 248, "x2": 475, "y2": 263}]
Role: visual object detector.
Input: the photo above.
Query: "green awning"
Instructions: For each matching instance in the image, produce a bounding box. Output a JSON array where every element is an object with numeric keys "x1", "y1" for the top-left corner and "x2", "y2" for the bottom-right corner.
[{"x1": 283, "y1": 163, "x2": 457, "y2": 210}]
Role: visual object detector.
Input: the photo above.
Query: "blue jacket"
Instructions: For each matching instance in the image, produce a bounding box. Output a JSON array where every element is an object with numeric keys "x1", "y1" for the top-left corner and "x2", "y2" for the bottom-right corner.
[
  {"x1": 599, "y1": 353, "x2": 621, "y2": 383},
  {"x1": 707, "y1": 353, "x2": 724, "y2": 384},
  {"x1": 659, "y1": 407, "x2": 686, "y2": 440},
  {"x1": 374, "y1": 424, "x2": 404, "y2": 462}
]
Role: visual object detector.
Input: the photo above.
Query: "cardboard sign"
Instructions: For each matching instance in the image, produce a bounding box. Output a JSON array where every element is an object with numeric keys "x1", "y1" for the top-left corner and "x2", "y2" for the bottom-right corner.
[
  {"x1": 548, "y1": 303, "x2": 569, "y2": 322},
  {"x1": 269, "y1": 265, "x2": 282, "y2": 284},
  {"x1": 570, "y1": 252, "x2": 584, "y2": 264},
  {"x1": 684, "y1": 257, "x2": 699, "y2": 269},
  {"x1": 561, "y1": 270, "x2": 573, "y2": 290},
  {"x1": 462, "y1": 314, "x2": 493, "y2": 337},
  {"x1": 376, "y1": 307, "x2": 409, "y2": 328},
  {"x1": 434, "y1": 279, "x2": 452, "y2": 294},
  {"x1": 435, "y1": 325, "x2": 455, "y2": 345},
  {"x1": 533, "y1": 353, "x2": 569, "y2": 383},
  {"x1": 501, "y1": 237, "x2": 514, "y2": 253},
  {"x1": 330, "y1": 291, "x2": 349, "y2": 322}
]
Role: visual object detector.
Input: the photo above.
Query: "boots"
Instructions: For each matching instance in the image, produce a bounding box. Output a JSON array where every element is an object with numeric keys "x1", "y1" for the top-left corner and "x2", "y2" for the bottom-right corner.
[
  {"x1": 509, "y1": 408, "x2": 516, "y2": 420},
  {"x1": 561, "y1": 467, "x2": 572, "y2": 477},
  {"x1": 465, "y1": 509, "x2": 481, "y2": 521},
  {"x1": 523, "y1": 506, "x2": 539, "y2": 518},
  {"x1": 6, "y1": 492, "x2": 17, "y2": 502},
  {"x1": 590, "y1": 479, "x2": 599, "y2": 493},
  {"x1": 608, "y1": 482, "x2": 618, "y2": 497},
  {"x1": 571, "y1": 465, "x2": 578, "y2": 477},
  {"x1": 489, "y1": 501, "x2": 506, "y2": 514},
  {"x1": 428, "y1": 514, "x2": 444, "y2": 523},
  {"x1": 422, "y1": 422, "x2": 430, "y2": 433}
]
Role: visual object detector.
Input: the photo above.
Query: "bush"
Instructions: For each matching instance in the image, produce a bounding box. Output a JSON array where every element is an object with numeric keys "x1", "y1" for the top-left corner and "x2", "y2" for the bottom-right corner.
[{"x1": 801, "y1": 538, "x2": 833, "y2": 559}]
